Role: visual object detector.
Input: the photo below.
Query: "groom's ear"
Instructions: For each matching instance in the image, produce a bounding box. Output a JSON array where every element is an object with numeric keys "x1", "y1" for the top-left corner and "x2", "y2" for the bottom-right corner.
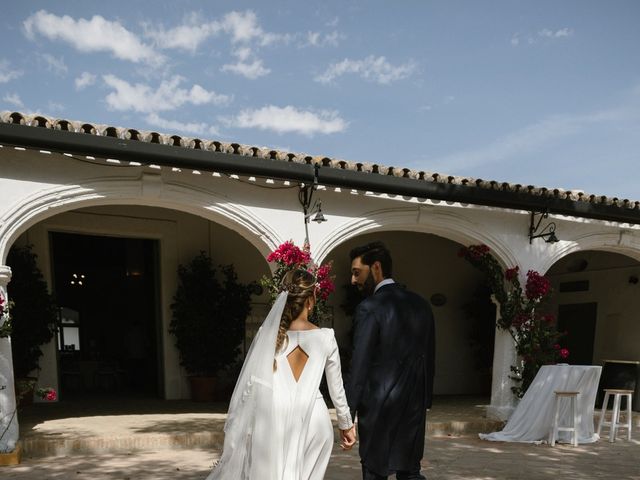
[{"x1": 371, "y1": 261, "x2": 384, "y2": 281}]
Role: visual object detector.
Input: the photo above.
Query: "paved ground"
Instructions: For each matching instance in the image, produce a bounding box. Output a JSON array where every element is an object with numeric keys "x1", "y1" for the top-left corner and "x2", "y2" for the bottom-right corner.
[
  {"x1": 4, "y1": 434, "x2": 640, "y2": 479},
  {"x1": 3, "y1": 395, "x2": 640, "y2": 479}
]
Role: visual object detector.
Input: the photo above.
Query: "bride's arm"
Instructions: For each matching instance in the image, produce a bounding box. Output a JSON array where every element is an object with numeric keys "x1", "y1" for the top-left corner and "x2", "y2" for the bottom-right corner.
[{"x1": 325, "y1": 330, "x2": 354, "y2": 431}]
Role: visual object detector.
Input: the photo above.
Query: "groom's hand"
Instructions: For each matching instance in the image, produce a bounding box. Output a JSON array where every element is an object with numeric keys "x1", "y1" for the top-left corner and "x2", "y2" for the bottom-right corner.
[{"x1": 339, "y1": 425, "x2": 357, "y2": 450}]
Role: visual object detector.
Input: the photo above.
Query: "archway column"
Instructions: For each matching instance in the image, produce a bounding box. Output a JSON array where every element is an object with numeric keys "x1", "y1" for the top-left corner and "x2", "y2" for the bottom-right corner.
[
  {"x1": 0, "y1": 265, "x2": 18, "y2": 453},
  {"x1": 486, "y1": 296, "x2": 517, "y2": 420}
]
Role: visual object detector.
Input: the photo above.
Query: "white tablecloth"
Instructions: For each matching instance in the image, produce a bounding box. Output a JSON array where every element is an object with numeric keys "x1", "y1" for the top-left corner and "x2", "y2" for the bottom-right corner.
[{"x1": 480, "y1": 365, "x2": 602, "y2": 444}]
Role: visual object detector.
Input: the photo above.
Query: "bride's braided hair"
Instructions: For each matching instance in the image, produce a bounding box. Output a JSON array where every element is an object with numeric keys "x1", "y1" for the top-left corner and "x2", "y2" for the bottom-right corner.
[{"x1": 273, "y1": 269, "x2": 316, "y2": 371}]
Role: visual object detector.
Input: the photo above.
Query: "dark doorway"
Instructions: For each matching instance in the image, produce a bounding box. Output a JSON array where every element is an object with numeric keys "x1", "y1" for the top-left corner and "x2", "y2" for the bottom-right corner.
[
  {"x1": 557, "y1": 303, "x2": 598, "y2": 365},
  {"x1": 50, "y1": 232, "x2": 161, "y2": 398}
]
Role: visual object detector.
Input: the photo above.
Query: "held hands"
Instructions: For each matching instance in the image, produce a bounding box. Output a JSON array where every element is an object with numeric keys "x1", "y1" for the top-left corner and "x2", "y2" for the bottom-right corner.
[{"x1": 339, "y1": 425, "x2": 357, "y2": 450}]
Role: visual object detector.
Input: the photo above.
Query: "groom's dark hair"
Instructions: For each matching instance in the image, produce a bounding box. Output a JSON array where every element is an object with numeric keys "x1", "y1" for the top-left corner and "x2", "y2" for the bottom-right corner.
[{"x1": 350, "y1": 241, "x2": 393, "y2": 278}]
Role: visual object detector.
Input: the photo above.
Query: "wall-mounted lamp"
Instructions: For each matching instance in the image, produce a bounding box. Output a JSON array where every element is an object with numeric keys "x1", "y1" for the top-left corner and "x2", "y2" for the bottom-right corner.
[
  {"x1": 299, "y1": 164, "x2": 328, "y2": 243},
  {"x1": 529, "y1": 210, "x2": 559, "y2": 244},
  {"x1": 305, "y1": 201, "x2": 327, "y2": 224}
]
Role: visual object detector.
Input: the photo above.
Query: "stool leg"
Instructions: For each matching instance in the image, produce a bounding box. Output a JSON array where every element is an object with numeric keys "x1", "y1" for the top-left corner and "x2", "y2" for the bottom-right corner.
[
  {"x1": 572, "y1": 396, "x2": 578, "y2": 446},
  {"x1": 550, "y1": 396, "x2": 559, "y2": 446},
  {"x1": 626, "y1": 393, "x2": 632, "y2": 441},
  {"x1": 611, "y1": 394, "x2": 621, "y2": 443},
  {"x1": 597, "y1": 392, "x2": 610, "y2": 437}
]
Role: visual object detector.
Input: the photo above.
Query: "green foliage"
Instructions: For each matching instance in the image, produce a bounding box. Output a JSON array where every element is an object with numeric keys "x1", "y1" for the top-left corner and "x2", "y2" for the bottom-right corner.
[
  {"x1": 7, "y1": 245, "x2": 58, "y2": 378},
  {"x1": 0, "y1": 295, "x2": 11, "y2": 338},
  {"x1": 169, "y1": 252, "x2": 253, "y2": 376}
]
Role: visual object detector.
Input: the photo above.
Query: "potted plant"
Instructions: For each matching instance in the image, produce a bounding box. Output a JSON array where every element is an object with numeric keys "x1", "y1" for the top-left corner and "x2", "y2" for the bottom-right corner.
[
  {"x1": 6, "y1": 245, "x2": 58, "y2": 406},
  {"x1": 169, "y1": 252, "x2": 253, "y2": 401}
]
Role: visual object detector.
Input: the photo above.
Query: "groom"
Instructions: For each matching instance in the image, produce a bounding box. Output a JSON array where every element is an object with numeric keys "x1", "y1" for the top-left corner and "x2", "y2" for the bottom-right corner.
[{"x1": 346, "y1": 241, "x2": 435, "y2": 480}]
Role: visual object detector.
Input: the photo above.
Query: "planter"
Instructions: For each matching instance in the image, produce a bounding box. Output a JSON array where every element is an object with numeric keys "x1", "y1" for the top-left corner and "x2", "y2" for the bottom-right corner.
[
  {"x1": 189, "y1": 376, "x2": 216, "y2": 402},
  {"x1": 0, "y1": 442, "x2": 22, "y2": 466}
]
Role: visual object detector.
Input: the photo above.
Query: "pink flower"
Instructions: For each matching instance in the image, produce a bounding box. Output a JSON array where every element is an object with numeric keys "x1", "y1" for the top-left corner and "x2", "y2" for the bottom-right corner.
[
  {"x1": 36, "y1": 387, "x2": 57, "y2": 401},
  {"x1": 553, "y1": 344, "x2": 561, "y2": 350},
  {"x1": 525, "y1": 270, "x2": 551, "y2": 300},
  {"x1": 559, "y1": 348, "x2": 570, "y2": 359},
  {"x1": 267, "y1": 241, "x2": 311, "y2": 266},
  {"x1": 505, "y1": 266, "x2": 519, "y2": 281}
]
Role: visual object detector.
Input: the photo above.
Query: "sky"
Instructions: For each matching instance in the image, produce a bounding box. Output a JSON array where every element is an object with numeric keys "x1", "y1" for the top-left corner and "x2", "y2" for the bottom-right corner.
[{"x1": 1, "y1": 1, "x2": 639, "y2": 200}]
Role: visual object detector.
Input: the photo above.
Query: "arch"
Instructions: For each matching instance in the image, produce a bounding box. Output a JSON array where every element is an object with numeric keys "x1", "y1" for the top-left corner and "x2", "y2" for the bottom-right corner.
[
  {"x1": 0, "y1": 175, "x2": 283, "y2": 264},
  {"x1": 314, "y1": 206, "x2": 517, "y2": 268},
  {"x1": 539, "y1": 231, "x2": 640, "y2": 275}
]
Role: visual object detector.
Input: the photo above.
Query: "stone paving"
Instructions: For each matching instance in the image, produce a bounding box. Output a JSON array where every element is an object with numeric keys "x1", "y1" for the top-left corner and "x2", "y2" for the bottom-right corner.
[
  {"x1": 3, "y1": 395, "x2": 640, "y2": 479},
  {"x1": 4, "y1": 434, "x2": 640, "y2": 479}
]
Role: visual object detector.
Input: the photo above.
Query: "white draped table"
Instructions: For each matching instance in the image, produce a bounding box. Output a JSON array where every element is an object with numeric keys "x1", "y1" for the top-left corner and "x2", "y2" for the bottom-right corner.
[{"x1": 480, "y1": 365, "x2": 602, "y2": 444}]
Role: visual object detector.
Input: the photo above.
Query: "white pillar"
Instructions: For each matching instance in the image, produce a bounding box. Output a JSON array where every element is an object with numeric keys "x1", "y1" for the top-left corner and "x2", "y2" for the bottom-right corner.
[
  {"x1": 0, "y1": 265, "x2": 19, "y2": 453},
  {"x1": 486, "y1": 296, "x2": 518, "y2": 421}
]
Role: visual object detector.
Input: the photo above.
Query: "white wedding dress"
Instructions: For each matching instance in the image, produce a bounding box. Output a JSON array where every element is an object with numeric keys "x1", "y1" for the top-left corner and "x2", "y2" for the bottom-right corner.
[{"x1": 206, "y1": 293, "x2": 353, "y2": 480}]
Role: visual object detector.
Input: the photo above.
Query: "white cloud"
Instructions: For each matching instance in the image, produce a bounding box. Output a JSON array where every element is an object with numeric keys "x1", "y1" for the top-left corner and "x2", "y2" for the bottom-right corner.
[
  {"x1": 222, "y1": 59, "x2": 270, "y2": 79},
  {"x1": 143, "y1": 15, "x2": 223, "y2": 52},
  {"x1": 512, "y1": 27, "x2": 574, "y2": 47},
  {"x1": 75, "y1": 72, "x2": 97, "y2": 90},
  {"x1": 23, "y1": 10, "x2": 163, "y2": 65},
  {"x1": 222, "y1": 10, "x2": 263, "y2": 44},
  {"x1": 326, "y1": 17, "x2": 340, "y2": 28},
  {"x1": 145, "y1": 112, "x2": 220, "y2": 136},
  {"x1": 538, "y1": 28, "x2": 573, "y2": 39},
  {"x1": 143, "y1": 10, "x2": 290, "y2": 52},
  {"x1": 224, "y1": 105, "x2": 348, "y2": 136},
  {"x1": 315, "y1": 55, "x2": 417, "y2": 85},
  {"x1": 221, "y1": 46, "x2": 270, "y2": 79},
  {"x1": 47, "y1": 101, "x2": 65, "y2": 112},
  {"x1": 3, "y1": 93, "x2": 24, "y2": 108},
  {"x1": 0, "y1": 60, "x2": 23, "y2": 83},
  {"x1": 38, "y1": 53, "x2": 67, "y2": 76},
  {"x1": 303, "y1": 30, "x2": 343, "y2": 47},
  {"x1": 103, "y1": 74, "x2": 232, "y2": 113},
  {"x1": 426, "y1": 106, "x2": 639, "y2": 173}
]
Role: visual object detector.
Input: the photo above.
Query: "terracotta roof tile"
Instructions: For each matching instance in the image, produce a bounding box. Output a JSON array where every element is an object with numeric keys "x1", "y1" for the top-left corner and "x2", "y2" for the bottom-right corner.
[{"x1": 1, "y1": 110, "x2": 638, "y2": 211}]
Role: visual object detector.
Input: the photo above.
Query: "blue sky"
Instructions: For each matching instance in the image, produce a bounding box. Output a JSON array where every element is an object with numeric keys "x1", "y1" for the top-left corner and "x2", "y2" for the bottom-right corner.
[{"x1": 2, "y1": 1, "x2": 639, "y2": 200}]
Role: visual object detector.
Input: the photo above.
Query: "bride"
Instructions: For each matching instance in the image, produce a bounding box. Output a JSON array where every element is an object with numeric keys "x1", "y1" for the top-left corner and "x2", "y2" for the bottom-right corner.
[{"x1": 206, "y1": 269, "x2": 356, "y2": 480}]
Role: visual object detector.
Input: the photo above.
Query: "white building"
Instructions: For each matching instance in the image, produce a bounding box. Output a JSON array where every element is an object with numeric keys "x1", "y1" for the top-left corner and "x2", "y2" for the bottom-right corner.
[{"x1": 1, "y1": 111, "x2": 639, "y2": 453}]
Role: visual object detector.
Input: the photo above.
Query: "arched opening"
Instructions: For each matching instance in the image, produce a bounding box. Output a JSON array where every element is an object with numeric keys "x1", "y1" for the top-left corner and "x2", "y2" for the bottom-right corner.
[
  {"x1": 323, "y1": 230, "x2": 496, "y2": 397},
  {"x1": 7, "y1": 203, "x2": 271, "y2": 405},
  {"x1": 546, "y1": 250, "x2": 640, "y2": 365},
  {"x1": 546, "y1": 250, "x2": 640, "y2": 410}
]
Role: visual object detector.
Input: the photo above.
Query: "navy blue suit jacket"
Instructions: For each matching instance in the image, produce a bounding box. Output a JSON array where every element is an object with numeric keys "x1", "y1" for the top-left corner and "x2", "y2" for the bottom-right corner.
[{"x1": 346, "y1": 283, "x2": 435, "y2": 476}]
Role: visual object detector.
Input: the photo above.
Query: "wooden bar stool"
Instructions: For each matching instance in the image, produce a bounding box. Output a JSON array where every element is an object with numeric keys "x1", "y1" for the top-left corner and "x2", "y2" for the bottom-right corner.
[
  {"x1": 549, "y1": 391, "x2": 579, "y2": 446},
  {"x1": 597, "y1": 389, "x2": 633, "y2": 442}
]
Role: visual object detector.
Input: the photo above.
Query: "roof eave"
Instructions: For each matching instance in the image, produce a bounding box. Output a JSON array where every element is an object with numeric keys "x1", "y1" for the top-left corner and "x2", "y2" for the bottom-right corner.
[{"x1": 1, "y1": 122, "x2": 639, "y2": 226}]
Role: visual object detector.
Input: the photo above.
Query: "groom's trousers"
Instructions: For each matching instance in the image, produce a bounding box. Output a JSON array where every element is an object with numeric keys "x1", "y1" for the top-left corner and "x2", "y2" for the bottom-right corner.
[{"x1": 362, "y1": 465, "x2": 426, "y2": 480}]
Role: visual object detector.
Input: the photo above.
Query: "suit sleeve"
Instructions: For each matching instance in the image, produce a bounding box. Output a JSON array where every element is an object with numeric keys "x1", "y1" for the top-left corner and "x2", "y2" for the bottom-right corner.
[
  {"x1": 346, "y1": 302, "x2": 379, "y2": 420},
  {"x1": 425, "y1": 308, "x2": 435, "y2": 410}
]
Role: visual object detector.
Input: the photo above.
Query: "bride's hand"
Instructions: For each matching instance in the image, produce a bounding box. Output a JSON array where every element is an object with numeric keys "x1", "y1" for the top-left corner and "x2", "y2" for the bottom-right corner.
[{"x1": 339, "y1": 425, "x2": 357, "y2": 450}]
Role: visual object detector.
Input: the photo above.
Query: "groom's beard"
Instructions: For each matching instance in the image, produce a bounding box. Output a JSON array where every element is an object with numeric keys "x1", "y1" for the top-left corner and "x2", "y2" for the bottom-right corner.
[{"x1": 358, "y1": 271, "x2": 376, "y2": 298}]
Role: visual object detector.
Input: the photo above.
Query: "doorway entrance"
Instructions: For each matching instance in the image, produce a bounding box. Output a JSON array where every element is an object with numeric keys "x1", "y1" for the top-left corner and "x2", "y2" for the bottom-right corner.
[
  {"x1": 557, "y1": 303, "x2": 598, "y2": 365},
  {"x1": 50, "y1": 232, "x2": 161, "y2": 398}
]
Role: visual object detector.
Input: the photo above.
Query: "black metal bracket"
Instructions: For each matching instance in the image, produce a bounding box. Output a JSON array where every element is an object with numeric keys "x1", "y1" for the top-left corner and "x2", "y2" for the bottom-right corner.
[{"x1": 529, "y1": 209, "x2": 559, "y2": 244}]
